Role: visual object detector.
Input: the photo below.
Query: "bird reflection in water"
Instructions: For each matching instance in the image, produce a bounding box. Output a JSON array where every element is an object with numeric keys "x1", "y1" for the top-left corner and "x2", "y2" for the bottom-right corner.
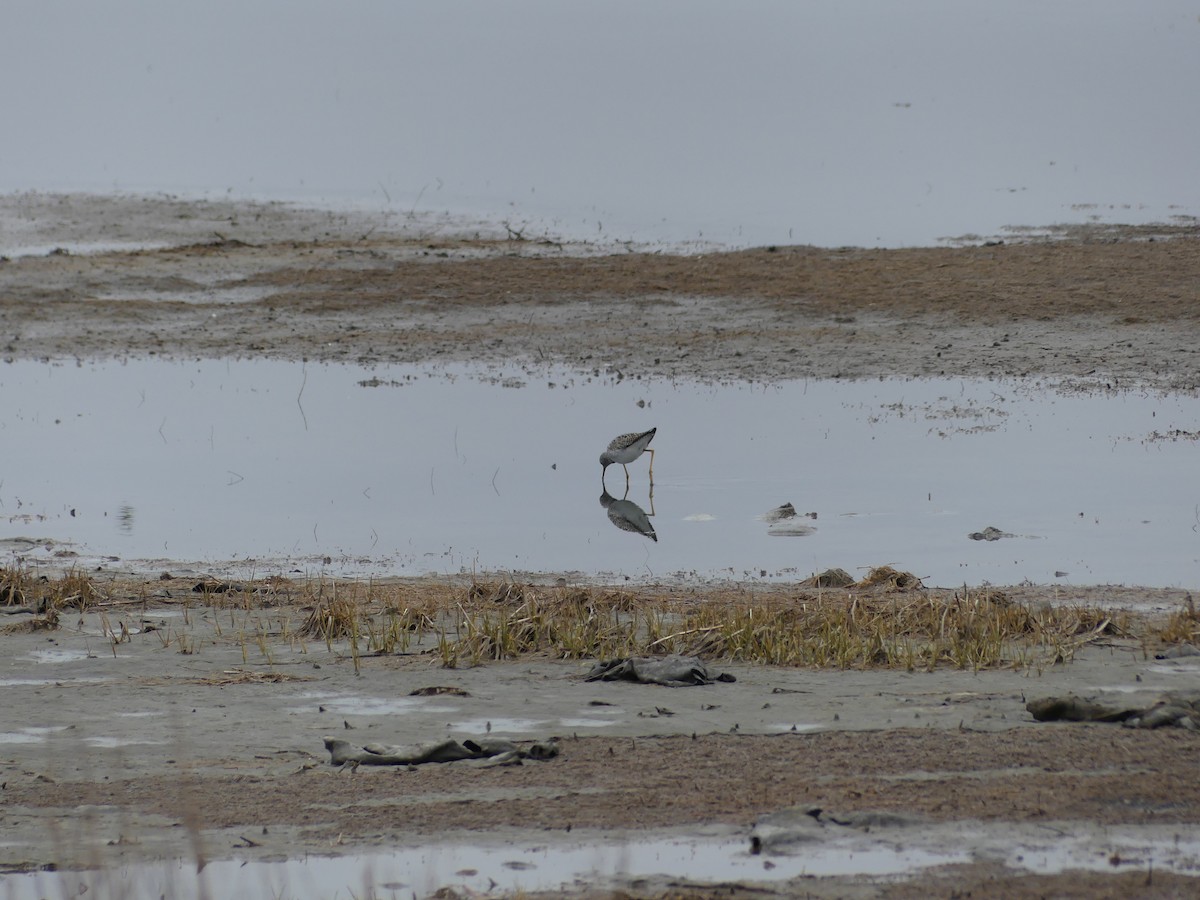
[{"x1": 599, "y1": 487, "x2": 657, "y2": 542}]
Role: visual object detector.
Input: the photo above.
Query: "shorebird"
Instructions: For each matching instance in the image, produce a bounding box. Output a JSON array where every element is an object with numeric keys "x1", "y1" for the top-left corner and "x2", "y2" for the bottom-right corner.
[{"x1": 600, "y1": 427, "x2": 656, "y2": 486}]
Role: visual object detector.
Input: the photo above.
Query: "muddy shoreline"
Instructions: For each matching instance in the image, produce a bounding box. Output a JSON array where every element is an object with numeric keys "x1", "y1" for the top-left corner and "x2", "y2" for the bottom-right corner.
[
  {"x1": 2, "y1": 192, "x2": 1199, "y2": 390},
  {"x1": 2, "y1": 576, "x2": 1199, "y2": 898},
  {"x1": 1, "y1": 194, "x2": 1199, "y2": 898}
]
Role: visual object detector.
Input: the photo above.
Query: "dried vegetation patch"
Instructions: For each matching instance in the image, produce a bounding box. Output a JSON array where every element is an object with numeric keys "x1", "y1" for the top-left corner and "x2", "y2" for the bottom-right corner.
[
  {"x1": 0, "y1": 566, "x2": 1170, "y2": 673},
  {"x1": 0, "y1": 564, "x2": 106, "y2": 632}
]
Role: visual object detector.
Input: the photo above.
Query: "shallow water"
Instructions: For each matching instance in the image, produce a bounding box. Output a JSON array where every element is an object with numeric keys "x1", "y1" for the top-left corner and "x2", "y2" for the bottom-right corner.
[
  {"x1": 82, "y1": 735, "x2": 166, "y2": 749},
  {"x1": 24, "y1": 648, "x2": 93, "y2": 664},
  {"x1": 1, "y1": 358, "x2": 1197, "y2": 587},
  {"x1": 6, "y1": 825, "x2": 1199, "y2": 899},
  {"x1": 0, "y1": 834, "x2": 971, "y2": 899},
  {"x1": 286, "y1": 693, "x2": 457, "y2": 717},
  {"x1": 0, "y1": 726, "x2": 70, "y2": 745},
  {"x1": 2, "y1": 2, "x2": 1197, "y2": 247},
  {"x1": 285, "y1": 689, "x2": 618, "y2": 732},
  {"x1": 0, "y1": 677, "x2": 111, "y2": 688}
]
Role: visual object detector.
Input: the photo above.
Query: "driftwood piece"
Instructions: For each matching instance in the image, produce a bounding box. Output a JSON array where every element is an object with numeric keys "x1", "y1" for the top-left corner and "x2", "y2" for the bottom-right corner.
[
  {"x1": 585, "y1": 654, "x2": 736, "y2": 687},
  {"x1": 1027, "y1": 690, "x2": 1200, "y2": 730},
  {"x1": 323, "y1": 736, "x2": 559, "y2": 769},
  {"x1": 1026, "y1": 696, "x2": 1137, "y2": 723},
  {"x1": 1156, "y1": 643, "x2": 1200, "y2": 659}
]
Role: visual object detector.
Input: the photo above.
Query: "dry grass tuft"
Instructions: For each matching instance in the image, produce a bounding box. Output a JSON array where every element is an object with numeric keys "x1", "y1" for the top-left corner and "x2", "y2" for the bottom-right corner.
[
  {"x1": 0, "y1": 565, "x2": 33, "y2": 605},
  {"x1": 1158, "y1": 594, "x2": 1199, "y2": 645},
  {"x1": 444, "y1": 586, "x2": 650, "y2": 665},
  {"x1": 51, "y1": 568, "x2": 100, "y2": 609},
  {"x1": 0, "y1": 565, "x2": 103, "y2": 628},
  {"x1": 431, "y1": 580, "x2": 1132, "y2": 671},
  {"x1": 857, "y1": 566, "x2": 924, "y2": 591},
  {"x1": 802, "y1": 567, "x2": 923, "y2": 591},
  {"x1": 302, "y1": 592, "x2": 361, "y2": 640},
  {"x1": 3, "y1": 570, "x2": 1160, "y2": 672}
]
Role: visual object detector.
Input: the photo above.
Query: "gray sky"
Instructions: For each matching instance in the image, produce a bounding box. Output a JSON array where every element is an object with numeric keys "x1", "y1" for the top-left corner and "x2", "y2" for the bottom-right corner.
[{"x1": 3, "y1": 1, "x2": 1197, "y2": 246}]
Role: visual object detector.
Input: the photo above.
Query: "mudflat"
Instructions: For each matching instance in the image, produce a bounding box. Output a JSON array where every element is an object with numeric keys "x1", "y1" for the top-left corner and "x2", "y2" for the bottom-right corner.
[
  {"x1": 2, "y1": 192, "x2": 1198, "y2": 389},
  {"x1": 1, "y1": 193, "x2": 1198, "y2": 898}
]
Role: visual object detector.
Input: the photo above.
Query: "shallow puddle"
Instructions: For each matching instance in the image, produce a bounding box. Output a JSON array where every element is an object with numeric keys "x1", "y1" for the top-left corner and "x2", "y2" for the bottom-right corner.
[
  {"x1": 24, "y1": 647, "x2": 94, "y2": 664},
  {"x1": 443, "y1": 716, "x2": 551, "y2": 734},
  {"x1": 0, "y1": 732, "x2": 46, "y2": 745},
  {"x1": 559, "y1": 713, "x2": 625, "y2": 729},
  {"x1": 0, "y1": 726, "x2": 69, "y2": 744},
  {"x1": 0, "y1": 240, "x2": 173, "y2": 259},
  {"x1": 1, "y1": 358, "x2": 1197, "y2": 588},
  {"x1": 7, "y1": 825, "x2": 1200, "y2": 899},
  {"x1": 286, "y1": 693, "x2": 444, "y2": 716},
  {"x1": 1008, "y1": 830, "x2": 1200, "y2": 876},
  {"x1": 3, "y1": 833, "x2": 968, "y2": 899},
  {"x1": 769, "y1": 723, "x2": 825, "y2": 734},
  {"x1": 0, "y1": 677, "x2": 112, "y2": 688},
  {"x1": 82, "y1": 735, "x2": 166, "y2": 749}
]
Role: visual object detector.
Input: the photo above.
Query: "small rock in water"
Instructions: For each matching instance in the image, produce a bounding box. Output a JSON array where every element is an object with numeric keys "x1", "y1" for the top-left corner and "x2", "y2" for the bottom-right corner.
[
  {"x1": 763, "y1": 502, "x2": 797, "y2": 522},
  {"x1": 968, "y1": 525, "x2": 1013, "y2": 541}
]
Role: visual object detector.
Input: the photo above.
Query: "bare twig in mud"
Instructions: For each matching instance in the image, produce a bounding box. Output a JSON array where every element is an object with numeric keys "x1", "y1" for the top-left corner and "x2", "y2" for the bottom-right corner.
[{"x1": 406, "y1": 182, "x2": 426, "y2": 220}]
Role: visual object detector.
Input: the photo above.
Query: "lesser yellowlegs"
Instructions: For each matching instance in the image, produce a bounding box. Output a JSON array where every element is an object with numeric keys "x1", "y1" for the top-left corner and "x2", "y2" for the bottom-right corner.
[{"x1": 600, "y1": 427, "x2": 656, "y2": 486}]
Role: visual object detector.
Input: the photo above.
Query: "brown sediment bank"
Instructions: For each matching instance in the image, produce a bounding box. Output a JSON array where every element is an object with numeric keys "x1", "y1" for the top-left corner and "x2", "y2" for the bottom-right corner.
[{"x1": 1, "y1": 193, "x2": 1198, "y2": 390}]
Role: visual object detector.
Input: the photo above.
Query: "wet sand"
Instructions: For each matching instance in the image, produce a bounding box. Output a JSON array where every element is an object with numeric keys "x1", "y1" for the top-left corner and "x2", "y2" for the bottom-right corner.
[{"x1": 1, "y1": 193, "x2": 1199, "y2": 898}]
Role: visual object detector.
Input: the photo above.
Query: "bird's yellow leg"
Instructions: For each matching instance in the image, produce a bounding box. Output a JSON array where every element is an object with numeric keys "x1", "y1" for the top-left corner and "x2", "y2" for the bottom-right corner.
[{"x1": 647, "y1": 448, "x2": 655, "y2": 479}]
